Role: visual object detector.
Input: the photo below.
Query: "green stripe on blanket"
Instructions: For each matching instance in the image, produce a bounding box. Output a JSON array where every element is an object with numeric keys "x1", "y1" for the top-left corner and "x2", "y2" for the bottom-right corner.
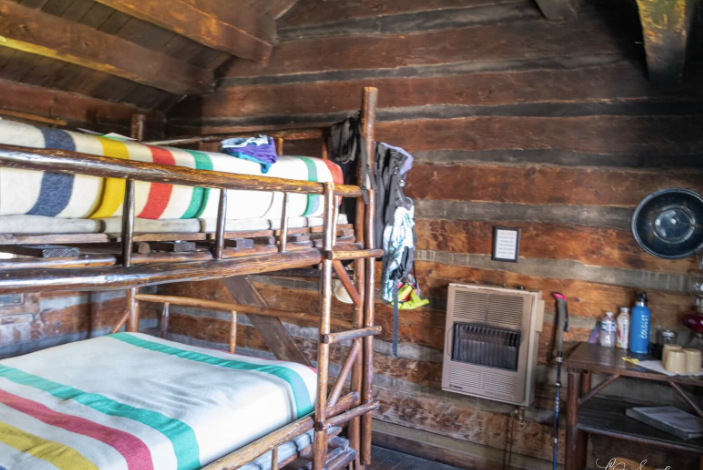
[
  {"x1": 0, "y1": 364, "x2": 200, "y2": 470},
  {"x1": 181, "y1": 150, "x2": 213, "y2": 219},
  {"x1": 297, "y1": 157, "x2": 319, "y2": 216},
  {"x1": 110, "y1": 333, "x2": 314, "y2": 418}
]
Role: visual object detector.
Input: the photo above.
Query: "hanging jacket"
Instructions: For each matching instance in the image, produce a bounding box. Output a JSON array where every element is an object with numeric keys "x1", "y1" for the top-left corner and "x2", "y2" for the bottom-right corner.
[
  {"x1": 330, "y1": 115, "x2": 374, "y2": 224},
  {"x1": 381, "y1": 199, "x2": 415, "y2": 303},
  {"x1": 374, "y1": 143, "x2": 413, "y2": 252}
]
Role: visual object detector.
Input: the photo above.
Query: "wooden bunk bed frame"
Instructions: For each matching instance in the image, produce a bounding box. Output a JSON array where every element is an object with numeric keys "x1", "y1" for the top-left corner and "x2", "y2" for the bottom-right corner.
[{"x1": 0, "y1": 87, "x2": 381, "y2": 470}]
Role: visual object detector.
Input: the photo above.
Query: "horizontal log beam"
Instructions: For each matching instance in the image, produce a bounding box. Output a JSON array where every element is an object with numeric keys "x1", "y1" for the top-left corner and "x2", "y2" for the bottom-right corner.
[
  {"x1": 415, "y1": 219, "x2": 697, "y2": 276},
  {"x1": 0, "y1": 78, "x2": 159, "y2": 131},
  {"x1": 326, "y1": 249, "x2": 384, "y2": 261},
  {"x1": 322, "y1": 326, "x2": 383, "y2": 344},
  {"x1": 405, "y1": 161, "x2": 703, "y2": 207},
  {"x1": 0, "y1": 0, "x2": 212, "y2": 95},
  {"x1": 255, "y1": 0, "x2": 303, "y2": 20},
  {"x1": 534, "y1": 0, "x2": 580, "y2": 19},
  {"x1": 92, "y1": 0, "x2": 275, "y2": 62},
  {"x1": 0, "y1": 250, "x2": 323, "y2": 294},
  {"x1": 145, "y1": 128, "x2": 325, "y2": 146},
  {"x1": 0, "y1": 144, "x2": 362, "y2": 197},
  {"x1": 135, "y1": 293, "x2": 353, "y2": 329},
  {"x1": 221, "y1": 16, "x2": 634, "y2": 79},
  {"x1": 182, "y1": 62, "x2": 703, "y2": 121},
  {"x1": 325, "y1": 400, "x2": 381, "y2": 428},
  {"x1": 635, "y1": 0, "x2": 698, "y2": 84}
]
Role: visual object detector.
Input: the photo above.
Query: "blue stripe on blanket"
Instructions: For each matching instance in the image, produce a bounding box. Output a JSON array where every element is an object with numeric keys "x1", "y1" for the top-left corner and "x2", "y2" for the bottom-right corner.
[{"x1": 26, "y1": 128, "x2": 76, "y2": 217}]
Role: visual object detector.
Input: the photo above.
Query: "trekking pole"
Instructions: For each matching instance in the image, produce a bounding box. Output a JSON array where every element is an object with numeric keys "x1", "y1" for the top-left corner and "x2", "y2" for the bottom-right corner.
[{"x1": 551, "y1": 293, "x2": 570, "y2": 470}]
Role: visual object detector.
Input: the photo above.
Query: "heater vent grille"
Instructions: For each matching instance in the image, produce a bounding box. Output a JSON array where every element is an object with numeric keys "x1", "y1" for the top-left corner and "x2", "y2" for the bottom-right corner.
[
  {"x1": 487, "y1": 295, "x2": 524, "y2": 327},
  {"x1": 449, "y1": 368, "x2": 481, "y2": 389},
  {"x1": 453, "y1": 290, "x2": 487, "y2": 321},
  {"x1": 452, "y1": 290, "x2": 524, "y2": 327},
  {"x1": 451, "y1": 323, "x2": 521, "y2": 371},
  {"x1": 483, "y1": 372, "x2": 517, "y2": 397}
]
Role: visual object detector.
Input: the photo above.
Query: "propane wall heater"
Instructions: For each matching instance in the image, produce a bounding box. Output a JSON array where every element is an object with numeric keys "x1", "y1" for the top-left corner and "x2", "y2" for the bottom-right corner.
[{"x1": 442, "y1": 284, "x2": 544, "y2": 406}]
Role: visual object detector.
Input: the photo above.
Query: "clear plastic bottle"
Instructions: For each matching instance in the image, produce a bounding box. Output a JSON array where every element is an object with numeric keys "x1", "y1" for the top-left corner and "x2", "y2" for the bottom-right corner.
[
  {"x1": 600, "y1": 311, "x2": 617, "y2": 348},
  {"x1": 616, "y1": 307, "x2": 630, "y2": 349}
]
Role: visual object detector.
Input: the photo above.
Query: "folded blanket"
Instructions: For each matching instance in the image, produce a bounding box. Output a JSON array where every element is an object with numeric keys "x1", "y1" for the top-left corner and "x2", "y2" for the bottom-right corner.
[{"x1": 0, "y1": 120, "x2": 343, "y2": 221}]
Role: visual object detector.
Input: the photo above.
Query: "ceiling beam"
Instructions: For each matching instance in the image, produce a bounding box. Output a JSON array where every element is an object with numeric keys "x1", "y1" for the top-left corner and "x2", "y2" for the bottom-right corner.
[
  {"x1": 0, "y1": 0, "x2": 213, "y2": 95},
  {"x1": 92, "y1": 0, "x2": 276, "y2": 63},
  {"x1": 635, "y1": 0, "x2": 698, "y2": 85},
  {"x1": 255, "y1": 0, "x2": 303, "y2": 20},
  {"x1": 534, "y1": 0, "x2": 580, "y2": 20},
  {"x1": 0, "y1": 78, "x2": 161, "y2": 132}
]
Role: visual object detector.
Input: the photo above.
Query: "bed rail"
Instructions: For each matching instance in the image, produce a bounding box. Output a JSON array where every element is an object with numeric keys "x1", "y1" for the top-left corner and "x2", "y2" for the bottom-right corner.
[{"x1": 0, "y1": 144, "x2": 362, "y2": 196}]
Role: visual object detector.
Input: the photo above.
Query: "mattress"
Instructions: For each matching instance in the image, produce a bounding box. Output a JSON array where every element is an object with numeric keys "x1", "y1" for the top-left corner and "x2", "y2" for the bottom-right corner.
[
  {"x1": 0, "y1": 213, "x2": 348, "y2": 234},
  {"x1": 0, "y1": 120, "x2": 343, "y2": 221},
  {"x1": 0, "y1": 333, "x2": 318, "y2": 470}
]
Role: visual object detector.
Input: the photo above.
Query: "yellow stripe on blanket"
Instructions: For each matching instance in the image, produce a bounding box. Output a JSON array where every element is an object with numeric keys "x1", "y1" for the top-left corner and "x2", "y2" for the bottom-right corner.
[
  {"x1": 0, "y1": 419, "x2": 99, "y2": 470},
  {"x1": 90, "y1": 137, "x2": 130, "y2": 219}
]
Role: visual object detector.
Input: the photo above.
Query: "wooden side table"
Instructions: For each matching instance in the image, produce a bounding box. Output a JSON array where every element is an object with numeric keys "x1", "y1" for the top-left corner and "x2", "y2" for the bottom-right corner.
[{"x1": 564, "y1": 343, "x2": 703, "y2": 470}]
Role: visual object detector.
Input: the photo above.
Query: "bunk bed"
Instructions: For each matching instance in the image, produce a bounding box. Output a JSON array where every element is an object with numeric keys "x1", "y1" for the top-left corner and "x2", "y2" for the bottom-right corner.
[{"x1": 0, "y1": 88, "x2": 381, "y2": 470}]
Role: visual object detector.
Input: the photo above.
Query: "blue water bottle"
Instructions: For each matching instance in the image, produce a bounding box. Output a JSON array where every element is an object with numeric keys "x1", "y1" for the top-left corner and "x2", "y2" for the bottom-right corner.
[{"x1": 630, "y1": 291, "x2": 651, "y2": 354}]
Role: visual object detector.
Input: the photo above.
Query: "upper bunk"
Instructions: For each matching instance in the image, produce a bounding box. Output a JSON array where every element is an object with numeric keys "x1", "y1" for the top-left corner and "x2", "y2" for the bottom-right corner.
[{"x1": 0, "y1": 87, "x2": 381, "y2": 295}]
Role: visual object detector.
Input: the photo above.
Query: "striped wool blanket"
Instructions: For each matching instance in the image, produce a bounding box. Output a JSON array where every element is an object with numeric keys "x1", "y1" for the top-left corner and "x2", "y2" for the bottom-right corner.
[
  {"x1": 0, "y1": 333, "x2": 317, "y2": 470},
  {"x1": 0, "y1": 120, "x2": 342, "y2": 220}
]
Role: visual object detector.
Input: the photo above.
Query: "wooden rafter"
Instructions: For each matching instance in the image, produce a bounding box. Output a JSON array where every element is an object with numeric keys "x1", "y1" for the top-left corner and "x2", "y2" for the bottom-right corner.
[
  {"x1": 636, "y1": 0, "x2": 699, "y2": 84},
  {"x1": 0, "y1": 78, "x2": 158, "y2": 130},
  {"x1": 534, "y1": 0, "x2": 580, "y2": 19},
  {"x1": 92, "y1": 0, "x2": 276, "y2": 63},
  {"x1": 0, "y1": 0, "x2": 213, "y2": 95},
  {"x1": 255, "y1": 0, "x2": 304, "y2": 20}
]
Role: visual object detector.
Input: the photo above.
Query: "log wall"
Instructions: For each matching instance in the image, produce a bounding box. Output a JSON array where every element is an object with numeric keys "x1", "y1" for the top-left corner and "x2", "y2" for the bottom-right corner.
[
  {"x1": 172, "y1": 0, "x2": 702, "y2": 468},
  {"x1": 0, "y1": 290, "x2": 158, "y2": 359}
]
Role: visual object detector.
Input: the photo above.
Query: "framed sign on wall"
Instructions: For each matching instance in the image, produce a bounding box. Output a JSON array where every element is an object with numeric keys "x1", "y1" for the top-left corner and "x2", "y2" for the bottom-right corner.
[{"x1": 492, "y1": 227, "x2": 521, "y2": 262}]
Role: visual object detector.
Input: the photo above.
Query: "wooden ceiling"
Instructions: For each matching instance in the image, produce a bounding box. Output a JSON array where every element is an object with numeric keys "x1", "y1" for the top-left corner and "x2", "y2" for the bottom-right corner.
[
  {"x1": 0, "y1": 0, "x2": 299, "y2": 112},
  {"x1": 0, "y1": 0, "x2": 698, "y2": 129}
]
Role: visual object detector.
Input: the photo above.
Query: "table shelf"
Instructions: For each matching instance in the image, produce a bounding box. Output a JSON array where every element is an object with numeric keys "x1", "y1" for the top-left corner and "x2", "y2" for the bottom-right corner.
[{"x1": 579, "y1": 399, "x2": 703, "y2": 454}]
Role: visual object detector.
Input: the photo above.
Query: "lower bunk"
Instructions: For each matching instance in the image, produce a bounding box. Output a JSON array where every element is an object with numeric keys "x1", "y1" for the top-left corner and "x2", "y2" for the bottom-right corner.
[{"x1": 0, "y1": 332, "x2": 362, "y2": 470}]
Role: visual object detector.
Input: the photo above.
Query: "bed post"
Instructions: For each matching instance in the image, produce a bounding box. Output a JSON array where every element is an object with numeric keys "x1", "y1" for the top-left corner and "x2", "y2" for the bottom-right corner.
[
  {"x1": 131, "y1": 114, "x2": 146, "y2": 141},
  {"x1": 123, "y1": 114, "x2": 144, "y2": 333},
  {"x1": 358, "y1": 86, "x2": 378, "y2": 468},
  {"x1": 313, "y1": 182, "x2": 335, "y2": 470},
  {"x1": 361, "y1": 189, "x2": 376, "y2": 466}
]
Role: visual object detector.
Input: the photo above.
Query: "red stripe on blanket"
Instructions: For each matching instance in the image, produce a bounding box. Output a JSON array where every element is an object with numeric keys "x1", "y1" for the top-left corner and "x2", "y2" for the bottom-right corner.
[
  {"x1": 321, "y1": 159, "x2": 344, "y2": 207},
  {"x1": 321, "y1": 159, "x2": 344, "y2": 185},
  {"x1": 0, "y1": 388, "x2": 154, "y2": 470},
  {"x1": 139, "y1": 146, "x2": 175, "y2": 219}
]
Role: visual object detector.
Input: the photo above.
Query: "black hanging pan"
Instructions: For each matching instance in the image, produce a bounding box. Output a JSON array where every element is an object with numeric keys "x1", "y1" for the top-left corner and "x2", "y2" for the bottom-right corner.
[{"x1": 632, "y1": 188, "x2": 703, "y2": 259}]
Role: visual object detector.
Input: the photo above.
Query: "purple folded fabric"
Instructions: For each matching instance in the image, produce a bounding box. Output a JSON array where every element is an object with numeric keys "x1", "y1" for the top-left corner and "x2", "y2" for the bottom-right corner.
[{"x1": 220, "y1": 136, "x2": 278, "y2": 173}]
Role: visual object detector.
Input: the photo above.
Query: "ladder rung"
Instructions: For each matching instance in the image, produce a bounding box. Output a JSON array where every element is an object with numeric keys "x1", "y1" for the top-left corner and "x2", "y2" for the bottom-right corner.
[
  {"x1": 325, "y1": 248, "x2": 383, "y2": 261},
  {"x1": 321, "y1": 326, "x2": 382, "y2": 344}
]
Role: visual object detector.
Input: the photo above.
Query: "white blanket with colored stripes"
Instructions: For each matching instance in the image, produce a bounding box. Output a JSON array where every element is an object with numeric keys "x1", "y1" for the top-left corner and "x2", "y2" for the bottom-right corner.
[
  {"x1": 0, "y1": 333, "x2": 317, "y2": 470},
  {"x1": 0, "y1": 120, "x2": 342, "y2": 221}
]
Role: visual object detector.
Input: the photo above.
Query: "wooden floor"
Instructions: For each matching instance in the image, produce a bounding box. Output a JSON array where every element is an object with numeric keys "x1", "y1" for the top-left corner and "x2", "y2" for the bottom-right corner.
[{"x1": 365, "y1": 446, "x2": 464, "y2": 470}]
